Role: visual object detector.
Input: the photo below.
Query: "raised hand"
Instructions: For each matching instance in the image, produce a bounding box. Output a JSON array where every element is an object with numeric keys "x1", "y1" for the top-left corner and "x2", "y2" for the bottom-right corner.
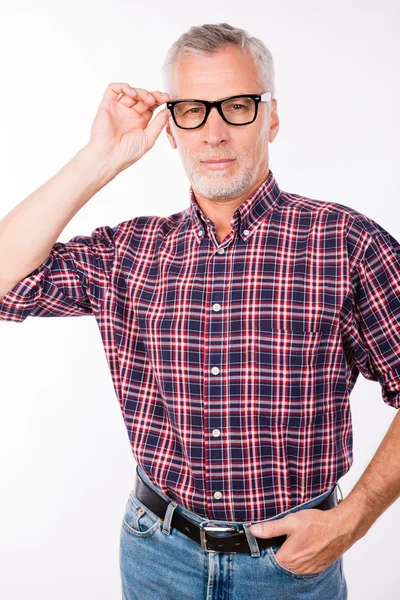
[{"x1": 88, "y1": 82, "x2": 171, "y2": 173}]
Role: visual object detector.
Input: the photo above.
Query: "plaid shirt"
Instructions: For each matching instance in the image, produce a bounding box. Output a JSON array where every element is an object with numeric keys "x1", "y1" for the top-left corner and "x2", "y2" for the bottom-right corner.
[{"x1": 1, "y1": 168, "x2": 400, "y2": 522}]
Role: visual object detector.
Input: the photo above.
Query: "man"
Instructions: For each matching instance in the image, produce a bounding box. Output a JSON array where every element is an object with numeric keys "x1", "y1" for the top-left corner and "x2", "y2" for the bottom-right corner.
[{"x1": 1, "y1": 22, "x2": 399, "y2": 600}]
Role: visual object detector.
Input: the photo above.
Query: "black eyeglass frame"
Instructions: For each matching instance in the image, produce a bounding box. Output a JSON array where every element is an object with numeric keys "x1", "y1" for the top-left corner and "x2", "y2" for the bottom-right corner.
[{"x1": 166, "y1": 92, "x2": 272, "y2": 130}]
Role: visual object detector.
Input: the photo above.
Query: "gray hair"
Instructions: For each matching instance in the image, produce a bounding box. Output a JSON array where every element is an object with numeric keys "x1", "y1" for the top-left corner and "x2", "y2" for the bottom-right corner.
[{"x1": 161, "y1": 23, "x2": 276, "y2": 112}]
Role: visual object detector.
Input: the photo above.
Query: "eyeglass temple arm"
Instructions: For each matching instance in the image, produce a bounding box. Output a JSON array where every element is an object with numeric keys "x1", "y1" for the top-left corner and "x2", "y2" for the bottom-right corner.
[{"x1": 260, "y1": 92, "x2": 272, "y2": 102}]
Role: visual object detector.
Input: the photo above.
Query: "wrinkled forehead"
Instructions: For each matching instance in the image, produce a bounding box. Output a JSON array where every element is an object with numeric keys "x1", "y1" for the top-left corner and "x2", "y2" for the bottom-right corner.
[{"x1": 168, "y1": 47, "x2": 261, "y2": 101}]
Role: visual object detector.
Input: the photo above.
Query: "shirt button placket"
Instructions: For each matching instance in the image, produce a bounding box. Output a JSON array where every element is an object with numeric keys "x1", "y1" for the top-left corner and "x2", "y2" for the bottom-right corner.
[{"x1": 205, "y1": 244, "x2": 227, "y2": 518}]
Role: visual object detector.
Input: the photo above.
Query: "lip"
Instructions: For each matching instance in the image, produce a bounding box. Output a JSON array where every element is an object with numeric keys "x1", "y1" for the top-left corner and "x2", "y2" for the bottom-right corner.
[
  {"x1": 201, "y1": 159, "x2": 236, "y2": 169},
  {"x1": 202, "y1": 159, "x2": 235, "y2": 163}
]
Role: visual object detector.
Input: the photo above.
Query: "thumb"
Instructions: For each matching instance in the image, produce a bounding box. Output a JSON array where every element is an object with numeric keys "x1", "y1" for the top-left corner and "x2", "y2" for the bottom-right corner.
[
  {"x1": 145, "y1": 108, "x2": 170, "y2": 148},
  {"x1": 250, "y1": 516, "x2": 287, "y2": 538}
]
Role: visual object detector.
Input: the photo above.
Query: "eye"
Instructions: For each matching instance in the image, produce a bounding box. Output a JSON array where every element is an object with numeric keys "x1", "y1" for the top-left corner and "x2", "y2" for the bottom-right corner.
[
  {"x1": 223, "y1": 98, "x2": 253, "y2": 113},
  {"x1": 186, "y1": 107, "x2": 201, "y2": 114}
]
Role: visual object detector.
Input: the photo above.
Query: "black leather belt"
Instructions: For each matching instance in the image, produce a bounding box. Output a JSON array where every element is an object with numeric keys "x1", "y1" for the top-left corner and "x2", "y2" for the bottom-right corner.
[{"x1": 134, "y1": 466, "x2": 341, "y2": 554}]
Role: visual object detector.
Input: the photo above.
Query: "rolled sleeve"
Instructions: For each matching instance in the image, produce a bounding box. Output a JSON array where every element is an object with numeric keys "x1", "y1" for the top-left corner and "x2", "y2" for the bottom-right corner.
[
  {"x1": 347, "y1": 228, "x2": 400, "y2": 408},
  {"x1": 0, "y1": 223, "x2": 120, "y2": 322}
]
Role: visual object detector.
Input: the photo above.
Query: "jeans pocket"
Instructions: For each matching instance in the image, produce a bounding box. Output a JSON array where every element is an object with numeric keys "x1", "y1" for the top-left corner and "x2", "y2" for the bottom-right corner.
[
  {"x1": 267, "y1": 544, "x2": 325, "y2": 579},
  {"x1": 122, "y1": 490, "x2": 162, "y2": 538}
]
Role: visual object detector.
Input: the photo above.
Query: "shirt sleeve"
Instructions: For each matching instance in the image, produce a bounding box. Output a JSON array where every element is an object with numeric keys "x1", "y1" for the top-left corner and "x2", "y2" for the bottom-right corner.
[
  {"x1": 343, "y1": 227, "x2": 400, "y2": 409},
  {"x1": 0, "y1": 223, "x2": 120, "y2": 322}
]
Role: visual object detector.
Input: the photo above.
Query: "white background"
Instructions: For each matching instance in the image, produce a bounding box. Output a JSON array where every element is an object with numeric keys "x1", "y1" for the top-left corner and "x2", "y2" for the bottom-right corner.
[{"x1": 0, "y1": 1, "x2": 399, "y2": 598}]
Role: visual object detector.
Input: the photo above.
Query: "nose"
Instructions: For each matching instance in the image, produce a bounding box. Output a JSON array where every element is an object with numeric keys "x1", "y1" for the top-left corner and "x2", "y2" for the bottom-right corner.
[{"x1": 202, "y1": 105, "x2": 230, "y2": 144}]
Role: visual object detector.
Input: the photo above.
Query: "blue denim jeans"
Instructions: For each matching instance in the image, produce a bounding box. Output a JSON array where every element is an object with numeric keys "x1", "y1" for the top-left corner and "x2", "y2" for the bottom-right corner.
[{"x1": 119, "y1": 464, "x2": 348, "y2": 599}]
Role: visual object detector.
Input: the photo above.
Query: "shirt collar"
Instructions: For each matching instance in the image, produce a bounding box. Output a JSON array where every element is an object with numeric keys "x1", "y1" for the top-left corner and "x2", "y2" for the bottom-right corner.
[{"x1": 186, "y1": 168, "x2": 281, "y2": 244}]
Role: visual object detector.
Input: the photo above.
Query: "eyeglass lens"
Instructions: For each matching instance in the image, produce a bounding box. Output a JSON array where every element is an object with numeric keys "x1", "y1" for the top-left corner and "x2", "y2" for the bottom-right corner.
[{"x1": 173, "y1": 96, "x2": 256, "y2": 128}]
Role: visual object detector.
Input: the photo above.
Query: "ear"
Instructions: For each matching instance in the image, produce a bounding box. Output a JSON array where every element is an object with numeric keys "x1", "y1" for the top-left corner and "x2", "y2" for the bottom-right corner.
[
  {"x1": 268, "y1": 99, "x2": 280, "y2": 143},
  {"x1": 165, "y1": 116, "x2": 178, "y2": 149}
]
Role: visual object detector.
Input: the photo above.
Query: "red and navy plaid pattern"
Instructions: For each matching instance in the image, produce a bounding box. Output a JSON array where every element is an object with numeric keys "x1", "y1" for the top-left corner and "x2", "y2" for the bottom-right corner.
[{"x1": 1, "y1": 168, "x2": 400, "y2": 522}]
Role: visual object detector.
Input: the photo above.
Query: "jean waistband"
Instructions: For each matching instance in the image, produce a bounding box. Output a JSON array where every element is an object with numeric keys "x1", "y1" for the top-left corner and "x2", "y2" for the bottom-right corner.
[{"x1": 135, "y1": 463, "x2": 338, "y2": 527}]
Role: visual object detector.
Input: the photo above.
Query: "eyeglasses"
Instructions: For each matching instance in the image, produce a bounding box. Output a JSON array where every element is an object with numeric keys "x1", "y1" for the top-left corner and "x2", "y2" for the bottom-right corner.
[{"x1": 166, "y1": 92, "x2": 272, "y2": 130}]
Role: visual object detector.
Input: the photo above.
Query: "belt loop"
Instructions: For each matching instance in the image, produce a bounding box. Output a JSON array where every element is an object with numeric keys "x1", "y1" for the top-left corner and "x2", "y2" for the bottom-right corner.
[
  {"x1": 242, "y1": 522, "x2": 261, "y2": 557},
  {"x1": 336, "y1": 482, "x2": 344, "y2": 504},
  {"x1": 162, "y1": 500, "x2": 178, "y2": 535}
]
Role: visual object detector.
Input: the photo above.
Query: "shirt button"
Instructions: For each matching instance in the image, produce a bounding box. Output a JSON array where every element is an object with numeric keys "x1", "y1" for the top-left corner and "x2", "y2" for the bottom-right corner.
[
  {"x1": 198, "y1": 230, "x2": 204, "y2": 236},
  {"x1": 211, "y1": 366, "x2": 220, "y2": 375},
  {"x1": 217, "y1": 248, "x2": 225, "y2": 254},
  {"x1": 212, "y1": 429, "x2": 221, "y2": 437},
  {"x1": 212, "y1": 303, "x2": 221, "y2": 312},
  {"x1": 243, "y1": 229, "x2": 250, "y2": 236},
  {"x1": 214, "y1": 491, "x2": 222, "y2": 500}
]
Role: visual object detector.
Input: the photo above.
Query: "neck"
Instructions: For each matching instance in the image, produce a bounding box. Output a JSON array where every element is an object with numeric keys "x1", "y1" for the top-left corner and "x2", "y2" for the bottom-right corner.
[{"x1": 193, "y1": 166, "x2": 270, "y2": 232}]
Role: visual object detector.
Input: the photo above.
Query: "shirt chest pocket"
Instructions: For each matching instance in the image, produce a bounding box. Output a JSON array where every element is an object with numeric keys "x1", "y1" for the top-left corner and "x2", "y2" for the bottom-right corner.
[{"x1": 255, "y1": 321, "x2": 331, "y2": 427}]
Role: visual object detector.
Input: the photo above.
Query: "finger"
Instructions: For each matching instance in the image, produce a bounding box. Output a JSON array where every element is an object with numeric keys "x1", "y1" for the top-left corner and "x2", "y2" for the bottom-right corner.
[
  {"x1": 116, "y1": 92, "x2": 137, "y2": 108},
  {"x1": 121, "y1": 88, "x2": 170, "y2": 122},
  {"x1": 102, "y1": 82, "x2": 138, "y2": 107},
  {"x1": 116, "y1": 87, "x2": 154, "y2": 110},
  {"x1": 148, "y1": 90, "x2": 171, "y2": 106},
  {"x1": 139, "y1": 104, "x2": 168, "y2": 127},
  {"x1": 250, "y1": 516, "x2": 289, "y2": 538},
  {"x1": 141, "y1": 91, "x2": 171, "y2": 118},
  {"x1": 116, "y1": 98, "x2": 166, "y2": 127},
  {"x1": 126, "y1": 87, "x2": 159, "y2": 115},
  {"x1": 143, "y1": 92, "x2": 172, "y2": 125},
  {"x1": 101, "y1": 83, "x2": 156, "y2": 114},
  {"x1": 145, "y1": 108, "x2": 171, "y2": 148},
  {"x1": 129, "y1": 89, "x2": 170, "y2": 114}
]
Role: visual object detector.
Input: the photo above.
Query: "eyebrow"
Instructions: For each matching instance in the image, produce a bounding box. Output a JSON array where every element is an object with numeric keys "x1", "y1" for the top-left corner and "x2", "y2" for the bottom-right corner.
[{"x1": 171, "y1": 93, "x2": 251, "y2": 102}]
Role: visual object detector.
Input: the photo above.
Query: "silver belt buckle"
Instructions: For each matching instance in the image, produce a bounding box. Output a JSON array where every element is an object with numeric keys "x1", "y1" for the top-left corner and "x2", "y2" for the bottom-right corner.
[{"x1": 200, "y1": 525, "x2": 238, "y2": 553}]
